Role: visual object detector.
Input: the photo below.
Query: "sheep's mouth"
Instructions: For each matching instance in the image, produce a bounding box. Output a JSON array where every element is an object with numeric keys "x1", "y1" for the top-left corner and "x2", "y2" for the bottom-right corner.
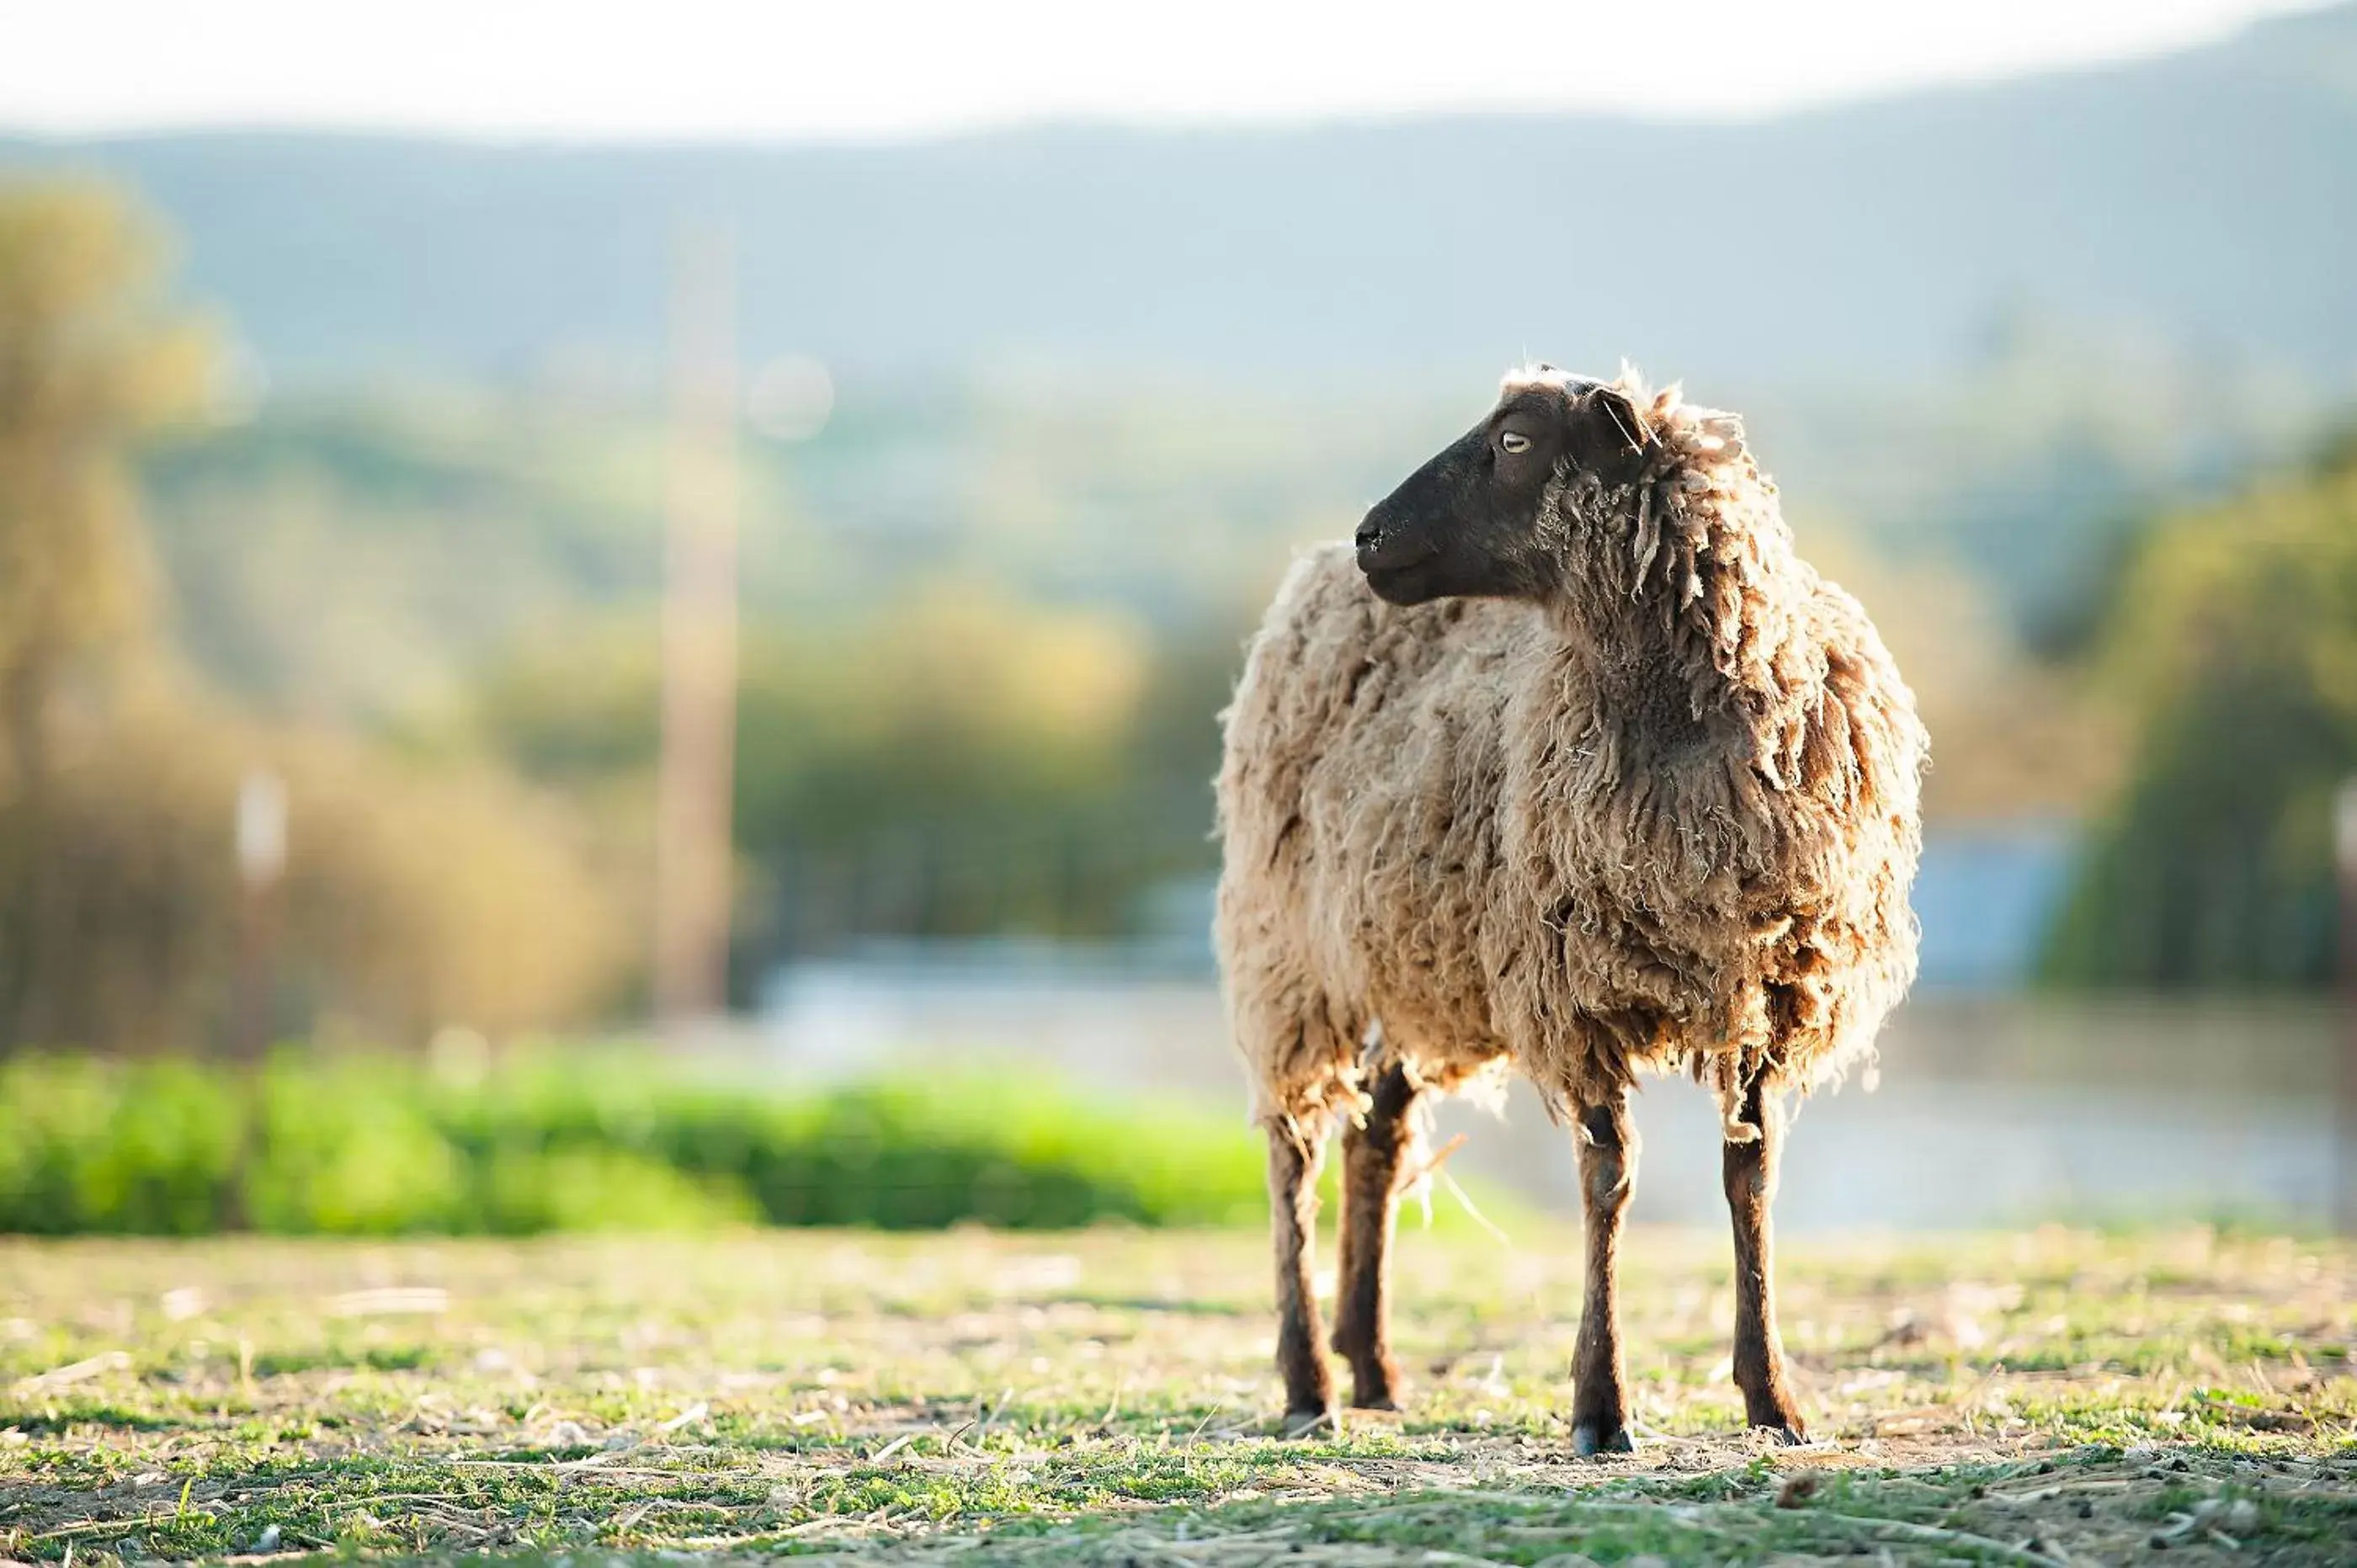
[{"x1": 1362, "y1": 554, "x2": 1443, "y2": 605}]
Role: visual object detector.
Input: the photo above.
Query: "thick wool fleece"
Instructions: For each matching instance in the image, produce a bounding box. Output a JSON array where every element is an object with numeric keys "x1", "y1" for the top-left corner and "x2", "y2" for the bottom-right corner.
[{"x1": 1214, "y1": 375, "x2": 1927, "y2": 1141}]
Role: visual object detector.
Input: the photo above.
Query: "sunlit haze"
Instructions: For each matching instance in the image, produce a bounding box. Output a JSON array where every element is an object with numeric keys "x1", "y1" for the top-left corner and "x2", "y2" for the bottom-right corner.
[{"x1": 3, "y1": 0, "x2": 2333, "y2": 139}]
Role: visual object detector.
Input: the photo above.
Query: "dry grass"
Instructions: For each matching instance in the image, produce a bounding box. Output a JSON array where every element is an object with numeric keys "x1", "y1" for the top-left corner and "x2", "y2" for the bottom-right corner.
[{"x1": 2, "y1": 1225, "x2": 2353, "y2": 1563}]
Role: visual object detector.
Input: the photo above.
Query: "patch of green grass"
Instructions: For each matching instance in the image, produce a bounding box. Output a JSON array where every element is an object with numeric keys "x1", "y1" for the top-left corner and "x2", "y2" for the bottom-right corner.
[
  {"x1": 1, "y1": 1227, "x2": 2351, "y2": 1563},
  {"x1": 0, "y1": 1050, "x2": 1304, "y2": 1236},
  {"x1": 923, "y1": 1459, "x2": 2357, "y2": 1565}
]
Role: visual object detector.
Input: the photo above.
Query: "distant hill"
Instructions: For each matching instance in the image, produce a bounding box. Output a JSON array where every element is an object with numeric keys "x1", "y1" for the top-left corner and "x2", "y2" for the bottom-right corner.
[{"x1": 6, "y1": 3, "x2": 2357, "y2": 391}]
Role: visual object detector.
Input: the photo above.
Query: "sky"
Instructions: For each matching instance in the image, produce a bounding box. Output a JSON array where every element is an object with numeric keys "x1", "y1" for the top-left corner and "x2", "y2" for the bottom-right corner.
[{"x1": 2, "y1": 0, "x2": 2333, "y2": 141}]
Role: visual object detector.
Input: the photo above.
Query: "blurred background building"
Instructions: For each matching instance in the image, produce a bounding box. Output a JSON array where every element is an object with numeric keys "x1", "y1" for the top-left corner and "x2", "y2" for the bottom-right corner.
[{"x1": 3, "y1": 0, "x2": 2355, "y2": 1230}]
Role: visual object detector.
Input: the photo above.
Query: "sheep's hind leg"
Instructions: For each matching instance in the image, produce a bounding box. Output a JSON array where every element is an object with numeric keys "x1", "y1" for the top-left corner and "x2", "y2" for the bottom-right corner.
[
  {"x1": 1570, "y1": 1088, "x2": 1638, "y2": 1455},
  {"x1": 1723, "y1": 1072, "x2": 1806, "y2": 1443},
  {"x1": 1266, "y1": 1115, "x2": 1335, "y2": 1433},
  {"x1": 1330, "y1": 1059, "x2": 1422, "y2": 1410}
]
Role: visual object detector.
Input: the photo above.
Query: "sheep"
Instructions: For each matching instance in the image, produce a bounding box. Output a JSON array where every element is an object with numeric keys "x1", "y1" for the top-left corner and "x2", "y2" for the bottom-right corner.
[{"x1": 1214, "y1": 366, "x2": 1926, "y2": 1449}]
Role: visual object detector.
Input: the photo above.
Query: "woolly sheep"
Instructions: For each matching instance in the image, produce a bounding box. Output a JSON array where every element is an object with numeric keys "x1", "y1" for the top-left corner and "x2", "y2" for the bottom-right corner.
[{"x1": 1214, "y1": 366, "x2": 1926, "y2": 1448}]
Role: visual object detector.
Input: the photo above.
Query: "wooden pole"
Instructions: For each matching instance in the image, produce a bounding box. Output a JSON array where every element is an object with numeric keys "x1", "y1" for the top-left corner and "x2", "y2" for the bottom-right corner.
[{"x1": 654, "y1": 224, "x2": 740, "y2": 1035}]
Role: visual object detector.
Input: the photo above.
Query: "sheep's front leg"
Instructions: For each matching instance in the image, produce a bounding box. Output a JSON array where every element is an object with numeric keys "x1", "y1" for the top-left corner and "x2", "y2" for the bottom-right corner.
[
  {"x1": 1571, "y1": 1090, "x2": 1637, "y2": 1455},
  {"x1": 1266, "y1": 1118, "x2": 1334, "y2": 1432},
  {"x1": 1331, "y1": 1060, "x2": 1420, "y2": 1410},
  {"x1": 1723, "y1": 1074, "x2": 1806, "y2": 1443}
]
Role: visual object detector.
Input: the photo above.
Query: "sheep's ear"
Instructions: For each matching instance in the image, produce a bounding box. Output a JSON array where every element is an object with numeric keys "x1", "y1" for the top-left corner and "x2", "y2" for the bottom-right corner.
[
  {"x1": 1588, "y1": 385, "x2": 1653, "y2": 454},
  {"x1": 1571, "y1": 385, "x2": 1655, "y2": 467}
]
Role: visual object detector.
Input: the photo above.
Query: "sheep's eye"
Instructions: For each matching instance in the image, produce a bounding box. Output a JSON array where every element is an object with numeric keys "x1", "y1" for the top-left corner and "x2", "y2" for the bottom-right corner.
[{"x1": 1498, "y1": 431, "x2": 1531, "y2": 454}]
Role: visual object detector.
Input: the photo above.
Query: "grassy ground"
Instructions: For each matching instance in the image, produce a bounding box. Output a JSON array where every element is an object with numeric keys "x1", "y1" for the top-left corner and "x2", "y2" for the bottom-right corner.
[{"x1": 2, "y1": 1225, "x2": 2353, "y2": 1564}]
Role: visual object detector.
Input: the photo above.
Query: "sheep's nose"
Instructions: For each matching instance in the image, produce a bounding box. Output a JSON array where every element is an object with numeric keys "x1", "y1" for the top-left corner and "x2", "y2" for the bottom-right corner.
[{"x1": 1354, "y1": 517, "x2": 1383, "y2": 552}]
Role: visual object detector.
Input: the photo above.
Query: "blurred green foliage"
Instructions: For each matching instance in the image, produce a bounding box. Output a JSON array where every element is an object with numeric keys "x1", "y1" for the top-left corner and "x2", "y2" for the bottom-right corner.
[
  {"x1": 0, "y1": 179, "x2": 630, "y2": 1053},
  {"x1": 2044, "y1": 434, "x2": 2357, "y2": 988},
  {"x1": 0, "y1": 672, "x2": 630, "y2": 1051},
  {"x1": 100, "y1": 175, "x2": 2336, "y2": 983},
  {"x1": 0, "y1": 178, "x2": 214, "y2": 1047},
  {"x1": 0, "y1": 1050, "x2": 1281, "y2": 1235},
  {"x1": 139, "y1": 376, "x2": 1300, "y2": 963},
  {"x1": 456, "y1": 592, "x2": 1239, "y2": 954},
  {"x1": 0, "y1": 178, "x2": 213, "y2": 712},
  {"x1": 19, "y1": 170, "x2": 2357, "y2": 1019}
]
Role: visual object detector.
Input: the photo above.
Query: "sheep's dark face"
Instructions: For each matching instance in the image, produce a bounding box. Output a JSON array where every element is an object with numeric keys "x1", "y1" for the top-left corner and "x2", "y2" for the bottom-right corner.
[{"x1": 1355, "y1": 371, "x2": 1652, "y2": 607}]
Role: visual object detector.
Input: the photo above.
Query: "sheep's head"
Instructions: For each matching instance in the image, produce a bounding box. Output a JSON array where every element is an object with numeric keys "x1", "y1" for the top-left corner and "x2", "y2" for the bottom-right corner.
[{"x1": 1354, "y1": 367, "x2": 1656, "y2": 607}]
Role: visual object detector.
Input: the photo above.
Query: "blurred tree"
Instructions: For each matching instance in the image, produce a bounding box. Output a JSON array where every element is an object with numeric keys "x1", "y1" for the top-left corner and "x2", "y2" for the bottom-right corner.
[
  {"x1": 0, "y1": 180, "x2": 212, "y2": 757},
  {"x1": 0, "y1": 182, "x2": 630, "y2": 1052},
  {"x1": 0, "y1": 180, "x2": 214, "y2": 1042},
  {"x1": 1794, "y1": 520, "x2": 2121, "y2": 822},
  {"x1": 2043, "y1": 434, "x2": 2357, "y2": 989},
  {"x1": 3, "y1": 659, "x2": 631, "y2": 1052},
  {"x1": 456, "y1": 585, "x2": 1254, "y2": 963},
  {"x1": 732, "y1": 584, "x2": 1145, "y2": 852}
]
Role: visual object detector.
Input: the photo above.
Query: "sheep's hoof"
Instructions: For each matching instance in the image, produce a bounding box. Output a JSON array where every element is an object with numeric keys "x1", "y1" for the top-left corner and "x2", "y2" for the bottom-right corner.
[
  {"x1": 1348, "y1": 1393, "x2": 1401, "y2": 1413},
  {"x1": 1758, "y1": 1422, "x2": 1808, "y2": 1447},
  {"x1": 1280, "y1": 1406, "x2": 1337, "y2": 1438},
  {"x1": 1572, "y1": 1421, "x2": 1635, "y2": 1457}
]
